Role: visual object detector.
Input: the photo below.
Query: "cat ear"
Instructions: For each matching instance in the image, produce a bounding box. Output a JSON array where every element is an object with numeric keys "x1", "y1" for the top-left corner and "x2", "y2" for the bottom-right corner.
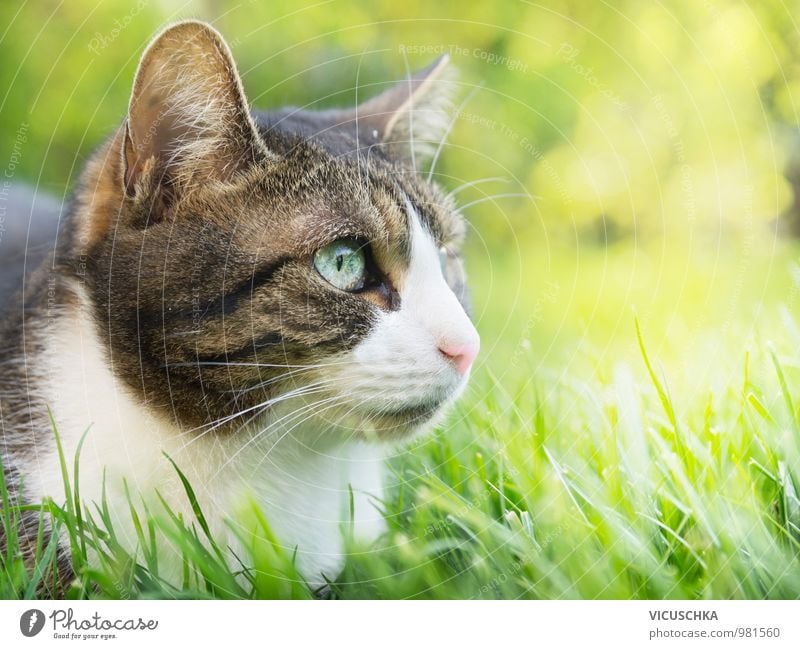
[
  {"x1": 337, "y1": 56, "x2": 456, "y2": 165},
  {"x1": 122, "y1": 20, "x2": 270, "y2": 198}
]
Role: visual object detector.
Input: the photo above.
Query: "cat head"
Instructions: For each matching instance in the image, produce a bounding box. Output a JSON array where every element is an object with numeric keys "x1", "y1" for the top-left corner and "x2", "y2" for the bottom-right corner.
[{"x1": 70, "y1": 20, "x2": 479, "y2": 440}]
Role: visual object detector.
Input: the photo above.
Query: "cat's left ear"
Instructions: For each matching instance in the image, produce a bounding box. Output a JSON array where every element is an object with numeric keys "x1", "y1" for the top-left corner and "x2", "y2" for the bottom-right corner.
[
  {"x1": 122, "y1": 20, "x2": 271, "y2": 199},
  {"x1": 335, "y1": 56, "x2": 456, "y2": 165}
]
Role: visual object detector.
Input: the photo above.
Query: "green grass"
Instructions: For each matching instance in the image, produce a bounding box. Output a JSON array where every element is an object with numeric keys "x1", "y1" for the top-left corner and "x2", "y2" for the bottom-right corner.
[{"x1": 2, "y1": 238, "x2": 800, "y2": 599}]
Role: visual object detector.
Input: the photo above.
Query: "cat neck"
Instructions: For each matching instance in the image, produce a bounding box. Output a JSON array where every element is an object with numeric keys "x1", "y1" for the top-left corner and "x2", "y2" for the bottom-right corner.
[{"x1": 28, "y1": 280, "x2": 387, "y2": 582}]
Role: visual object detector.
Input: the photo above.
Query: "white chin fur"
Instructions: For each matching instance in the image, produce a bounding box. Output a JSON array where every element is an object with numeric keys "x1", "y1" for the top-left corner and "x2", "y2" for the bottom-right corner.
[{"x1": 327, "y1": 198, "x2": 478, "y2": 429}]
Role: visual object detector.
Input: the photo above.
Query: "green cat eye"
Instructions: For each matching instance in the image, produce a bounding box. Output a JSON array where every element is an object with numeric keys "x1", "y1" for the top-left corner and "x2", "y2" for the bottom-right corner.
[{"x1": 313, "y1": 239, "x2": 367, "y2": 292}]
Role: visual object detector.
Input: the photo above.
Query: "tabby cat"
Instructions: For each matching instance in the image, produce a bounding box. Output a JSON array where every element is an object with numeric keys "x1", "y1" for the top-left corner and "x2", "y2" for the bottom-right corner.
[{"x1": 0, "y1": 20, "x2": 480, "y2": 589}]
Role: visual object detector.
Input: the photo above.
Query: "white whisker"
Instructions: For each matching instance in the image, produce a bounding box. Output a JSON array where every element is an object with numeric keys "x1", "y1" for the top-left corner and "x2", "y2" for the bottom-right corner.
[
  {"x1": 447, "y1": 176, "x2": 511, "y2": 198},
  {"x1": 213, "y1": 393, "x2": 350, "y2": 478},
  {"x1": 427, "y1": 83, "x2": 483, "y2": 181},
  {"x1": 399, "y1": 47, "x2": 417, "y2": 175},
  {"x1": 458, "y1": 192, "x2": 534, "y2": 211},
  {"x1": 177, "y1": 378, "x2": 337, "y2": 441},
  {"x1": 166, "y1": 359, "x2": 356, "y2": 370}
]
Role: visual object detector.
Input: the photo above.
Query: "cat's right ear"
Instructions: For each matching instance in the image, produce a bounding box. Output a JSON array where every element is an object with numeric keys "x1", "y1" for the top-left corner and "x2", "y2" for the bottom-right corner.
[{"x1": 122, "y1": 20, "x2": 271, "y2": 201}]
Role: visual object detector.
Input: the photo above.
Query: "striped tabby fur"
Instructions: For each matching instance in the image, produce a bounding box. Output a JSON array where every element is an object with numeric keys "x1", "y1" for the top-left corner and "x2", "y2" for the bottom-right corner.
[{"x1": 0, "y1": 20, "x2": 479, "y2": 589}]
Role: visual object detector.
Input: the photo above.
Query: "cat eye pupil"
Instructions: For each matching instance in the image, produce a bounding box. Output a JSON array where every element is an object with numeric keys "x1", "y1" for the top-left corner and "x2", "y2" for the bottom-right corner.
[{"x1": 313, "y1": 238, "x2": 368, "y2": 292}]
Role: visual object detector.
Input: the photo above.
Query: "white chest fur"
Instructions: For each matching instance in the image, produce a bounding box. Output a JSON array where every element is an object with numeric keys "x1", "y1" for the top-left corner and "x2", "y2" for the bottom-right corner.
[{"x1": 31, "y1": 286, "x2": 386, "y2": 587}]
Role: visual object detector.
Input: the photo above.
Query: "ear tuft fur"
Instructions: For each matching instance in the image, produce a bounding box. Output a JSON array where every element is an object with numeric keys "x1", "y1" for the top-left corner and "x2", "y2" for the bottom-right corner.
[
  {"x1": 123, "y1": 20, "x2": 270, "y2": 197},
  {"x1": 379, "y1": 56, "x2": 458, "y2": 162},
  {"x1": 332, "y1": 55, "x2": 459, "y2": 166}
]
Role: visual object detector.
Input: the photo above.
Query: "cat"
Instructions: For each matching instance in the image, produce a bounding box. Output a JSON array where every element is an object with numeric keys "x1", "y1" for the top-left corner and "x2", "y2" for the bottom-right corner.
[{"x1": 0, "y1": 20, "x2": 480, "y2": 591}]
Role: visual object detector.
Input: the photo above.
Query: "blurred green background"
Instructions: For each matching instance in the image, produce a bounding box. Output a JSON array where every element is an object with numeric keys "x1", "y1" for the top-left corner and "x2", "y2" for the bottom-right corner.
[
  {"x1": 7, "y1": 0, "x2": 800, "y2": 600},
  {"x1": 3, "y1": 0, "x2": 800, "y2": 391}
]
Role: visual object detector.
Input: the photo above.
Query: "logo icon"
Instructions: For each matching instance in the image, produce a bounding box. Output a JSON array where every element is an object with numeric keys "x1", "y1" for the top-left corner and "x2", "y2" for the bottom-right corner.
[{"x1": 20, "y1": 609, "x2": 45, "y2": 637}]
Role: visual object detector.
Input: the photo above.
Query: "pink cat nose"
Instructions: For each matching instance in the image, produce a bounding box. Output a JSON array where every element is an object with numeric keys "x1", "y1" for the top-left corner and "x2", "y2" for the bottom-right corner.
[{"x1": 439, "y1": 340, "x2": 480, "y2": 375}]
